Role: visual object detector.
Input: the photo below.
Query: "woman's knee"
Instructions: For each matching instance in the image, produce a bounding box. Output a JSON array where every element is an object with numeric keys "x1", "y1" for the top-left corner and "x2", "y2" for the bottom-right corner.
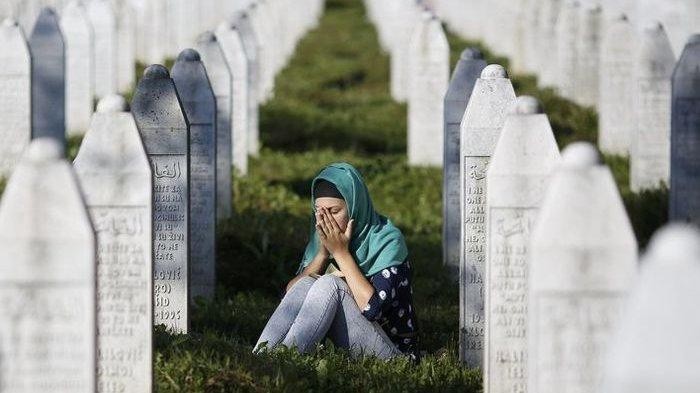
[
  {"x1": 289, "y1": 275, "x2": 316, "y2": 293},
  {"x1": 309, "y1": 274, "x2": 345, "y2": 296}
]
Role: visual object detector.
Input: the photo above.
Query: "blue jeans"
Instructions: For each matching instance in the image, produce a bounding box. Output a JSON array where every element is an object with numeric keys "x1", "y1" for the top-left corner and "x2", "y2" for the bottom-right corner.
[{"x1": 254, "y1": 275, "x2": 402, "y2": 359}]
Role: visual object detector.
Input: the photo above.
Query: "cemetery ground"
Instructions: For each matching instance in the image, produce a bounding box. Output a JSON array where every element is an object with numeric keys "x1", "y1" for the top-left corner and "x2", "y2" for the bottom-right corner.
[{"x1": 5, "y1": 0, "x2": 667, "y2": 391}]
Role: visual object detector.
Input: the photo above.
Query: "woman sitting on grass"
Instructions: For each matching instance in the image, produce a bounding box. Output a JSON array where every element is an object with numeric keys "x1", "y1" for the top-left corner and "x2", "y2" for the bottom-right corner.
[{"x1": 254, "y1": 162, "x2": 419, "y2": 361}]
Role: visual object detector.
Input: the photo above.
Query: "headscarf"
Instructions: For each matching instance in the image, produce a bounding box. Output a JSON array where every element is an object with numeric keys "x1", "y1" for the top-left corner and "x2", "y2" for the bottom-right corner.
[{"x1": 299, "y1": 162, "x2": 408, "y2": 277}]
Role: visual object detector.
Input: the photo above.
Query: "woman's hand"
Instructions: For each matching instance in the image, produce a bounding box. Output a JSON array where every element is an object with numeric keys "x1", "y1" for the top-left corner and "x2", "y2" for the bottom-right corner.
[{"x1": 316, "y1": 207, "x2": 354, "y2": 257}]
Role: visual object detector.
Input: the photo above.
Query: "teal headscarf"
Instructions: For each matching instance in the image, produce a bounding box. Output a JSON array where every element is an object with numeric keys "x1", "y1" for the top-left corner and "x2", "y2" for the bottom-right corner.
[{"x1": 299, "y1": 163, "x2": 408, "y2": 277}]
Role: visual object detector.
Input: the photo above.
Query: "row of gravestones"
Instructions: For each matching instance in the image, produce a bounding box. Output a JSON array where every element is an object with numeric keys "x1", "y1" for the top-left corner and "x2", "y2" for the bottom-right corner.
[
  {"x1": 434, "y1": 0, "x2": 698, "y2": 194},
  {"x1": 0, "y1": 2, "x2": 324, "y2": 391},
  {"x1": 443, "y1": 56, "x2": 700, "y2": 392}
]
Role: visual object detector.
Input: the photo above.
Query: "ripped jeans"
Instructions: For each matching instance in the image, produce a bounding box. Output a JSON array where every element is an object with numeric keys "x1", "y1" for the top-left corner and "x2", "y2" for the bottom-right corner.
[{"x1": 254, "y1": 275, "x2": 402, "y2": 359}]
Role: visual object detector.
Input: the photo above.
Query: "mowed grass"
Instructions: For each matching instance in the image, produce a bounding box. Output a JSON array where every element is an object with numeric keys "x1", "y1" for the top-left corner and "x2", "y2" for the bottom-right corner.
[{"x1": 0, "y1": 0, "x2": 667, "y2": 391}]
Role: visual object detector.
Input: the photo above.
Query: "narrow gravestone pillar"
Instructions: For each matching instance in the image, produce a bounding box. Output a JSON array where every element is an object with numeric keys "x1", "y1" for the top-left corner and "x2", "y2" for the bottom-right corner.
[
  {"x1": 231, "y1": 11, "x2": 261, "y2": 157},
  {"x1": 407, "y1": 13, "x2": 449, "y2": 167},
  {"x1": 216, "y1": 20, "x2": 250, "y2": 175},
  {"x1": 459, "y1": 64, "x2": 517, "y2": 367},
  {"x1": 528, "y1": 142, "x2": 637, "y2": 393},
  {"x1": 0, "y1": 138, "x2": 96, "y2": 391},
  {"x1": 555, "y1": 0, "x2": 579, "y2": 99},
  {"x1": 443, "y1": 48, "x2": 486, "y2": 273},
  {"x1": 171, "y1": 49, "x2": 217, "y2": 301},
  {"x1": 131, "y1": 65, "x2": 190, "y2": 333},
  {"x1": 29, "y1": 7, "x2": 65, "y2": 143},
  {"x1": 484, "y1": 96, "x2": 561, "y2": 393},
  {"x1": 537, "y1": 0, "x2": 562, "y2": 88},
  {"x1": 116, "y1": 3, "x2": 136, "y2": 93},
  {"x1": 0, "y1": 18, "x2": 31, "y2": 177},
  {"x1": 631, "y1": 22, "x2": 675, "y2": 191},
  {"x1": 575, "y1": 4, "x2": 602, "y2": 108},
  {"x1": 87, "y1": 0, "x2": 117, "y2": 98},
  {"x1": 197, "y1": 32, "x2": 233, "y2": 219},
  {"x1": 390, "y1": 0, "x2": 419, "y2": 102},
  {"x1": 598, "y1": 14, "x2": 635, "y2": 155},
  {"x1": 61, "y1": 0, "x2": 94, "y2": 137},
  {"x1": 670, "y1": 34, "x2": 700, "y2": 225},
  {"x1": 73, "y1": 95, "x2": 153, "y2": 393},
  {"x1": 247, "y1": 3, "x2": 268, "y2": 104},
  {"x1": 601, "y1": 224, "x2": 700, "y2": 393}
]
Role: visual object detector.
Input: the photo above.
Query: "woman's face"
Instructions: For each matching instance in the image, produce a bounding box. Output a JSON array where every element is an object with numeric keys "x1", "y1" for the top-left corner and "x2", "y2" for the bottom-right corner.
[{"x1": 315, "y1": 197, "x2": 350, "y2": 232}]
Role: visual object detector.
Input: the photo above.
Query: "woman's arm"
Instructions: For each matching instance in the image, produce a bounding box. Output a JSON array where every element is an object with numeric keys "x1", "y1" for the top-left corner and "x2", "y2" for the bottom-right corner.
[
  {"x1": 334, "y1": 250, "x2": 375, "y2": 309},
  {"x1": 285, "y1": 244, "x2": 329, "y2": 292}
]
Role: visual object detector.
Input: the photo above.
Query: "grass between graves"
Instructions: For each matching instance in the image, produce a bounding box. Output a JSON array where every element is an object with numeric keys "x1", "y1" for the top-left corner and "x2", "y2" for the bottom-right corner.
[{"x1": 49, "y1": 0, "x2": 663, "y2": 390}]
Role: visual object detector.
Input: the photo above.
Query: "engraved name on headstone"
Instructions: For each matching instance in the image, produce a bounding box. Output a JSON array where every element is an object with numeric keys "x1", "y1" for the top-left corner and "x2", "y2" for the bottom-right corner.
[
  {"x1": 0, "y1": 138, "x2": 96, "y2": 392},
  {"x1": 484, "y1": 96, "x2": 561, "y2": 393},
  {"x1": 528, "y1": 142, "x2": 637, "y2": 393},
  {"x1": 171, "y1": 49, "x2": 217, "y2": 301},
  {"x1": 0, "y1": 18, "x2": 31, "y2": 177},
  {"x1": 670, "y1": 34, "x2": 700, "y2": 225},
  {"x1": 61, "y1": 0, "x2": 94, "y2": 136},
  {"x1": 443, "y1": 48, "x2": 486, "y2": 273},
  {"x1": 74, "y1": 95, "x2": 153, "y2": 393},
  {"x1": 459, "y1": 64, "x2": 516, "y2": 367},
  {"x1": 29, "y1": 7, "x2": 65, "y2": 143},
  {"x1": 131, "y1": 65, "x2": 190, "y2": 333},
  {"x1": 196, "y1": 32, "x2": 232, "y2": 220}
]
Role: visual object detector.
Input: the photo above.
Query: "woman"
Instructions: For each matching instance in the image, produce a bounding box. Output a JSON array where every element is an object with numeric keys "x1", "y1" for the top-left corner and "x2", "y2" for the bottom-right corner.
[{"x1": 254, "y1": 162, "x2": 420, "y2": 361}]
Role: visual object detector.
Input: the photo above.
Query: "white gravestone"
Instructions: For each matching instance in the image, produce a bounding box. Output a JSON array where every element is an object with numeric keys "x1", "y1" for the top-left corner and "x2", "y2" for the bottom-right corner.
[
  {"x1": 232, "y1": 11, "x2": 260, "y2": 157},
  {"x1": 216, "y1": 21, "x2": 250, "y2": 176},
  {"x1": 171, "y1": 49, "x2": 217, "y2": 301},
  {"x1": 459, "y1": 64, "x2": 516, "y2": 367},
  {"x1": 407, "y1": 13, "x2": 449, "y2": 167},
  {"x1": 131, "y1": 65, "x2": 190, "y2": 333},
  {"x1": 555, "y1": 0, "x2": 579, "y2": 99},
  {"x1": 87, "y1": 0, "x2": 117, "y2": 98},
  {"x1": 116, "y1": 2, "x2": 136, "y2": 93},
  {"x1": 670, "y1": 34, "x2": 700, "y2": 225},
  {"x1": 73, "y1": 95, "x2": 153, "y2": 393},
  {"x1": 484, "y1": 96, "x2": 561, "y2": 393},
  {"x1": 537, "y1": 0, "x2": 562, "y2": 88},
  {"x1": 29, "y1": 7, "x2": 65, "y2": 143},
  {"x1": 390, "y1": 0, "x2": 420, "y2": 102},
  {"x1": 0, "y1": 138, "x2": 96, "y2": 392},
  {"x1": 247, "y1": 2, "x2": 268, "y2": 103},
  {"x1": 0, "y1": 18, "x2": 31, "y2": 178},
  {"x1": 61, "y1": 0, "x2": 94, "y2": 136},
  {"x1": 601, "y1": 224, "x2": 700, "y2": 393},
  {"x1": 443, "y1": 48, "x2": 486, "y2": 273},
  {"x1": 598, "y1": 14, "x2": 635, "y2": 155},
  {"x1": 197, "y1": 32, "x2": 233, "y2": 220},
  {"x1": 528, "y1": 142, "x2": 637, "y2": 393},
  {"x1": 631, "y1": 22, "x2": 675, "y2": 191},
  {"x1": 575, "y1": 4, "x2": 602, "y2": 108}
]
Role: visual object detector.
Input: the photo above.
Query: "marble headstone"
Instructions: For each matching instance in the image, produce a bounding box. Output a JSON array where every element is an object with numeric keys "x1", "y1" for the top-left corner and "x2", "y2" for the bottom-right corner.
[
  {"x1": 61, "y1": 0, "x2": 94, "y2": 136},
  {"x1": 459, "y1": 64, "x2": 516, "y2": 367},
  {"x1": 196, "y1": 31, "x2": 233, "y2": 220},
  {"x1": 73, "y1": 95, "x2": 153, "y2": 393},
  {"x1": 484, "y1": 96, "x2": 561, "y2": 393},
  {"x1": 231, "y1": 12, "x2": 260, "y2": 156},
  {"x1": 116, "y1": 3, "x2": 136, "y2": 93},
  {"x1": 408, "y1": 13, "x2": 449, "y2": 167},
  {"x1": 670, "y1": 34, "x2": 700, "y2": 225},
  {"x1": 87, "y1": 0, "x2": 117, "y2": 98},
  {"x1": 556, "y1": 0, "x2": 579, "y2": 99},
  {"x1": 598, "y1": 14, "x2": 635, "y2": 155},
  {"x1": 631, "y1": 22, "x2": 675, "y2": 191},
  {"x1": 537, "y1": 0, "x2": 562, "y2": 88},
  {"x1": 575, "y1": 4, "x2": 602, "y2": 108},
  {"x1": 216, "y1": 21, "x2": 250, "y2": 175},
  {"x1": 390, "y1": 0, "x2": 419, "y2": 102},
  {"x1": 0, "y1": 19, "x2": 31, "y2": 177},
  {"x1": 29, "y1": 7, "x2": 65, "y2": 143},
  {"x1": 0, "y1": 138, "x2": 96, "y2": 392},
  {"x1": 528, "y1": 142, "x2": 637, "y2": 393},
  {"x1": 131, "y1": 65, "x2": 190, "y2": 333},
  {"x1": 601, "y1": 224, "x2": 700, "y2": 393},
  {"x1": 171, "y1": 49, "x2": 217, "y2": 301},
  {"x1": 443, "y1": 48, "x2": 486, "y2": 273}
]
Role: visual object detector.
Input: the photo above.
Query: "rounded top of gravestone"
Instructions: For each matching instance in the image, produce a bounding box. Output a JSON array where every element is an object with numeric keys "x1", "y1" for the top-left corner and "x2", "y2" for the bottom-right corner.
[
  {"x1": 2, "y1": 18, "x2": 18, "y2": 28},
  {"x1": 585, "y1": 3, "x2": 602, "y2": 13},
  {"x1": 26, "y1": 137, "x2": 64, "y2": 163},
  {"x1": 39, "y1": 6, "x2": 57, "y2": 16},
  {"x1": 97, "y1": 95, "x2": 128, "y2": 113},
  {"x1": 177, "y1": 48, "x2": 201, "y2": 62},
  {"x1": 143, "y1": 64, "x2": 170, "y2": 79},
  {"x1": 613, "y1": 12, "x2": 628, "y2": 22},
  {"x1": 461, "y1": 48, "x2": 483, "y2": 60},
  {"x1": 644, "y1": 21, "x2": 665, "y2": 33},
  {"x1": 197, "y1": 31, "x2": 217, "y2": 43},
  {"x1": 512, "y1": 96, "x2": 543, "y2": 115},
  {"x1": 645, "y1": 224, "x2": 700, "y2": 268},
  {"x1": 561, "y1": 142, "x2": 601, "y2": 168},
  {"x1": 227, "y1": 13, "x2": 242, "y2": 28},
  {"x1": 687, "y1": 34, "x2": 700, "y2": 45},
  {"x1": 481, "y1": 64, "x2": 508, "y2": 79}
]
